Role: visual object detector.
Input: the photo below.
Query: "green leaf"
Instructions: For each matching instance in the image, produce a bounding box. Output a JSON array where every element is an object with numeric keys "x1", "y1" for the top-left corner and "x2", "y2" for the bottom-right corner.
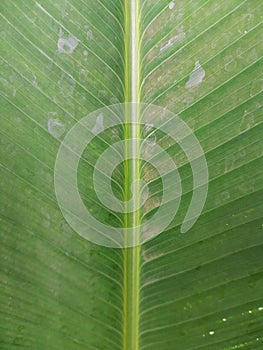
[{"x1": 1, "y1": 0, "x2": 263, "y2": 349}]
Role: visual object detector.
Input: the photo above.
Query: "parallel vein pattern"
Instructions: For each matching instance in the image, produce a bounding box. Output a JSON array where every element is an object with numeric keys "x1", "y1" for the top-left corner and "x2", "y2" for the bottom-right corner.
[{"x1": 0, "y1": 0, "x2": 263, "y2": 350}]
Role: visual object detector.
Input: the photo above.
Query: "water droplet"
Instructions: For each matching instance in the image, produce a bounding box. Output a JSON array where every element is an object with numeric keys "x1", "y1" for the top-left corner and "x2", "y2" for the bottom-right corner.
[
  {"x1": 258, "y1": 307, "x2": 263, "y2": 311},
  {"x1": 185, "y1": 61, "x2": 205, "y2": 89},
  {"x1": 222, "y1": 318, "x2": 227, "y2": 322},
  {"x1": 169, "y1": 1, "x2": 175, "y2": 10},
  {"x1": 209, "y1": 331, "x2": 215, "y2": 335}
]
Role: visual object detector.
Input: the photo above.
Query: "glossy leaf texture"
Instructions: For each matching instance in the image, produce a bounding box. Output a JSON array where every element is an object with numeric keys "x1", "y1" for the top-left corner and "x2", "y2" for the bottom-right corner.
[{"x1": 0, "y1": 1, "x2": 263, "y2": 349}]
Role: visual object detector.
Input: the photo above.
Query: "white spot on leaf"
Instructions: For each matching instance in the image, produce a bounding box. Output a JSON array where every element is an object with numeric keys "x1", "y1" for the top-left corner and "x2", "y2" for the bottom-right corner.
[
  {"x1": 145, "y1": 122, "x2": 154, "y2": 132},
  {"x1": 215, "y1": 191, "x2": 230, "y2": 206},
  {"x1": 78, "y1": 69, "x2": 89, "y2": 83},
  {"x1": 224, "y1": 55, "x2": 237, "y2": 72},
  {"x1": 87, "y1": 30, "x2": 93, "y2": 40},
  {"x1": 58, "y1": 34, "x2": 79, "y2": 54},
  {"x1": 160, "y1": 34, "x2": 185, "y2": 51},
  {"x1": 185, "y1": 61, "x2": 205, "y2": 89},
  {"x1": 57, "y1": 73, "x2": 75, "y2": 97},
  {"x1": 160, "y1": 27, "x2": 185, "y2": 52},
  {"x1": 85, "y1": 26, "x2": 93, "y2": 40},
  {"x1": 239, "y1": 110, "x2": 255, "y2": 133},
  {"x1": 146, "y1": 134, "x2": 157, "y2": 146},
  {"x1": 92, "y1": 113, "x2": 104, "y2": 135},
  {"x1": 48, "y1": 117, "x2": 65, "y2": 138},
  {"x1": 250, "y1": 78, "x2": 263, "y2": 97}
]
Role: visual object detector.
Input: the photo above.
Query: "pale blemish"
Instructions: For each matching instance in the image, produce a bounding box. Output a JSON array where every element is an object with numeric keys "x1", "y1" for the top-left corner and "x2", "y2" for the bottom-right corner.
[
  {"x1": 98, "y1": 90, "x2": 108, "y2": 101},
  {"x1": 250, "y1": 78, "x2": 263, "y2": 97},
  {"x1": 224, "y1": 148, "x2": 247, "y2": 173},
  {"x1": 87, "y1": 30, "x2": 93, "y2": 40},
  {"x1": 110, "y1": 126, "x2": 120, "y2": 142},
  {"x1": 224, "y1": 55, "x2": 237, "y2": 72},
  {"x1": 92, "y1": 113, "x2": 104, "y2": 135},
  {"x1": 59, "y1": 27, "x2": 64, "y2": 37},
  {"x1": 143, "y1": 196, "x2": 161, "y2": 215},
  {"x1": 58, "y1": 33, "x2": 79, "y2": 54},
  {"x1": 236, "y1": 47, "x2": 244, "y2": 58},
  {"x1": 110, "y1": 96, "x2": 120, "y2": 105},
  {"x1": 145, "y1": 133, "x2": 157, "y2": 146},
  {"x1": 142, "y1": 250, "x2": 165, "y2": 263},
  {"x1": 0, "y1": 77, "x2": 10, "y2": 98},
  {"x1": 183, "y1": 95, "x2": 195, "y2": 107},
  {"x1": 238, "y1": 13, "x2": 254, "y2": 35},
  {"x1": 169, "y1": 1, "x2": 175, "y2": 10},
  {"x1": 239, "y1": 110, "x2": 255, "y2": 133},
  {"x1": 83, "y1": 50, "x2": 88, "y2": 56},
  {"x1": 209, "y1": 331, "x2": 215, "y2": 336},
  {"x1": 215, "y1": 191, "x2": 230, "y2": 206},
  {"x1": 239, "y1": 175, "x2": 255, "y2": 195},
  {"x1": 41, "y1": 207, "x2": 51, "y2": 228},
  {"x1": 85, "y1": 26, "x2": 93, "y2": 40},
  {"x1": 57, "y1": 73, "x2": 75, "y2": 97},
  {"x1": 160, "y1": 28, "x2": 185, "y2": 52},
  {"x1": 47, "y1": 117, "x2": 65, "y2": 138},
  {"x1": 144, "y1": 122, "x2": 156, "y2": 146},
  {"x1": 145, "y1": 122, "x2": 154, "y2": 132},
  {"x1": 185, "y1": 61, "x2": 206, "y2": 89},
  {"x1": 32, "y1": 72, "x2": 37, "y2": 87},
  {"x1": 78, "y1": 69, "x2": 89, "y2": 83}
]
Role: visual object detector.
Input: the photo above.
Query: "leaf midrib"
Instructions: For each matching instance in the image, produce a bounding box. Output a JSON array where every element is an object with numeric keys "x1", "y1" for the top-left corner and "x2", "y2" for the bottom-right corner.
[{"x1": 123, "y1": 0, "x2": 141, "y2": 350}]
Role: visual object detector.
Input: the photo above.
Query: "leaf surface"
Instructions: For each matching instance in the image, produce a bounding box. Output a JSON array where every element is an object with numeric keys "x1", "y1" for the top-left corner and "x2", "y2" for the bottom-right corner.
[{"x1": 0, "y1": 0, "x2": 263, "y2": 349}]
